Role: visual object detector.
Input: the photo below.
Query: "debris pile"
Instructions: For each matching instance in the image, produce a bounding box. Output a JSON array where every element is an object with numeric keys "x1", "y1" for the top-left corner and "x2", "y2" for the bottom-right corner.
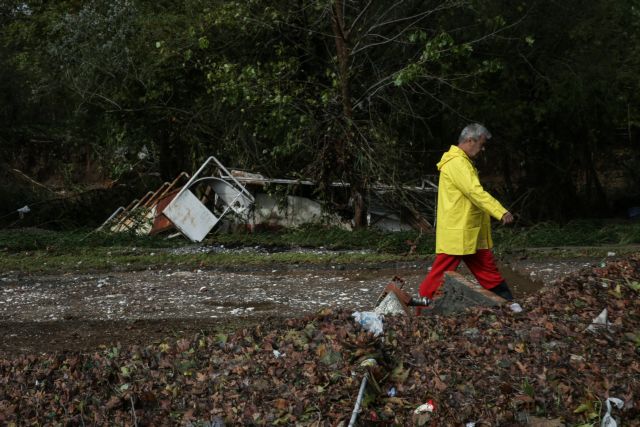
[{"x1": 1, "y1": 256, "x2": 639, "y2": 425}]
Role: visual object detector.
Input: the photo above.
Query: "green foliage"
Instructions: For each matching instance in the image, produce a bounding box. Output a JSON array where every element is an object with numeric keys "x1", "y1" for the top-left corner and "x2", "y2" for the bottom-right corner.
[
  {"x1": 0, "y1": 228, "x2": 185, "y2": 252},
  {"x1": 2, "y1": 0, "x2": 640, "y2": 223}
]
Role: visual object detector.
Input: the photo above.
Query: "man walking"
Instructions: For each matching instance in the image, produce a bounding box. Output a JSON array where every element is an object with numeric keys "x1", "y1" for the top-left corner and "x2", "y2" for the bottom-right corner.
[{"x1": 419, "y1": 123, "x2": 520, "y2": 310}]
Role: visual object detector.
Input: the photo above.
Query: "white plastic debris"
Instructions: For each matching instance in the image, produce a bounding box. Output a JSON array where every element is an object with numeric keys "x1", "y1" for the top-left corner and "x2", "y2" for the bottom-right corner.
[
  {"x1": 586, "y1": 308, "x2": 613, "y2": 333},
  {"x1": 360, "y1": 358, "x2": 378, "y2": 368},
  {"x1": 509, "y1": 302, "x2": 523, "y2": 313},
  {"x1": 414, "y1": 400, "x2": 435, "y2": 414},
  {"x1": 272, "y1": 350, "x2": 285, "y2": 359},
  {"x1": 466, "y1": 423, "x2": 476, "y2": 427},
  {"x1": 607, "y1": 252, "x2": 616, "y2": 257},
  {"x1": 601, "y1": 397, "x2": 624, "y2": 427},
  {"x1": 352, "y1": 311, "x2": 384, "y2": 336},
  {"x1": 137, "y1": 145, "x2": 149, "y2": 160},
  {"x1": 17, "y1": 205, "x2": 30, "y2": 218}
]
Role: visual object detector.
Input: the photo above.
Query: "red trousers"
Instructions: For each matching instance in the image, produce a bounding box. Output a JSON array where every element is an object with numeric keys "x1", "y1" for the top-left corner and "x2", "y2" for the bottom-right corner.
[{"x1": 419, "y1": 249, "x2": 505, "y2": 299}]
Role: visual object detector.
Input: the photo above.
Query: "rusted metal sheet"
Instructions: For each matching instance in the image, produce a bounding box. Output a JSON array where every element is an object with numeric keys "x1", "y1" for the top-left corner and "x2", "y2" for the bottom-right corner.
[
  {"x1": 162, "y1": 189, "x2": 219, "y2": 242},
  {"x1": 97, "y1": 172, "x2": 191, "y2": 235},
  {"x1": 149, "y1": 189, "x2": 180, "y2": 235}
]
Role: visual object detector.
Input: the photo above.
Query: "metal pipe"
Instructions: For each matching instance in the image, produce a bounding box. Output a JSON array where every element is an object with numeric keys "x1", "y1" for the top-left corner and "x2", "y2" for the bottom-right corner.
[
  {"x1": 143, "y1": 182, "x2": 169, "y2": 208},
  {"x1": 96, "y1": 206, "x2": 124, "y2": 231},
  {"x1": 156, "y1": 172, "x2": 190, "y2": 202},
  {"x1": 348, "y1": 373, "x2": 368, "y2": 427}
]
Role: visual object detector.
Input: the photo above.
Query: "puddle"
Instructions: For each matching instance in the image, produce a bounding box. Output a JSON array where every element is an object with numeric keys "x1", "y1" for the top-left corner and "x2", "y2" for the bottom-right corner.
[
  {"x1": 457, "y1": 257, "x2": 594, "y2": 299},
  {"x1": 167, "y1": 245, "x2": 374, "y2": 256},
  {"x1": 203, "y1": 300, "x2": 278, "y2": 311},
  {"x1": 499, "y1": 266, "x2": 544, "y2": 298}
]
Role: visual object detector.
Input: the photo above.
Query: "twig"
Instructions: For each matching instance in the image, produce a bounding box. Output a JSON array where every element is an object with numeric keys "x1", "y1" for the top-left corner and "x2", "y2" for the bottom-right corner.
[
  {"x1": 130, "y1": 395, "x2": 138, "y2": 427},
  {"x1": 10, "y1": 169, "x2": 55, "y2": 193}
]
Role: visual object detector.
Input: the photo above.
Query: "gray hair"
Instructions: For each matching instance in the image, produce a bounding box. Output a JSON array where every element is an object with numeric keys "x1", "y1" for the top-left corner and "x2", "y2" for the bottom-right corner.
[{"x1": 458, "y1": 123, "x2": 492, "y2": 143}]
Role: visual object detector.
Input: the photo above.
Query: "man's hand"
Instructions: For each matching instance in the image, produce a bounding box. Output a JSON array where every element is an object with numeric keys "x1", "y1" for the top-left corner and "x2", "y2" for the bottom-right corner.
[{"x1": 501, "y1": 212, "x2": 514, "y2": 225}]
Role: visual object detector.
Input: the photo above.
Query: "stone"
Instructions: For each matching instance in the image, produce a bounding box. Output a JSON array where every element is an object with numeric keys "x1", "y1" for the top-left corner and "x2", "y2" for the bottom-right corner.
[{"x1": 429, "y1": 272, "x2": 506, "y2": 315}]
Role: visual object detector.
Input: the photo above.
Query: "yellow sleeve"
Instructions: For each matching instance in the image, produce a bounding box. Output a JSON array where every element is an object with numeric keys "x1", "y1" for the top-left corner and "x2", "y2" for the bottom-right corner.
[{"x1": 446, "y1": 157, "x2": 508, "y2": 220}]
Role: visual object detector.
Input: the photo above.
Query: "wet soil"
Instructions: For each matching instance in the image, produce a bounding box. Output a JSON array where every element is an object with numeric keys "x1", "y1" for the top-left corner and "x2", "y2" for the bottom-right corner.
[{"x1": 0, "y1": 255, "x2": 600, "y2": 356}]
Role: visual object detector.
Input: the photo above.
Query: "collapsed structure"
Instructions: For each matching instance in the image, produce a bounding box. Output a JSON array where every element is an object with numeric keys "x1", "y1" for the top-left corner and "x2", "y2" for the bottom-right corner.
[{"x1": 98, "y1": 156, "x2": 438, "y2": 242}]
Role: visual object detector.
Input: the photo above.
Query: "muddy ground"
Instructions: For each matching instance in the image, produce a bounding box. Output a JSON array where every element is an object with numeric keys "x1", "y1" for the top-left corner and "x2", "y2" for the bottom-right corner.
[{"x1": 0, "y1": 250, "x2": 602, "y2": 356}]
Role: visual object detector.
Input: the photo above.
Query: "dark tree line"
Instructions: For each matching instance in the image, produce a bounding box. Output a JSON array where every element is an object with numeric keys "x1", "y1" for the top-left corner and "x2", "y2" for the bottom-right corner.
[{"x1": 1, "y1": 0, "x2": 639, "y2": 224}]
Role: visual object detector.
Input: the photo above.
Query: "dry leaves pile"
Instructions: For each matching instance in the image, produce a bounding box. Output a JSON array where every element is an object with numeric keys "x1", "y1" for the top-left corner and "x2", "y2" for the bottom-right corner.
[{"x1": 1, "y1": 256, "x2": 640, "y2": 426}]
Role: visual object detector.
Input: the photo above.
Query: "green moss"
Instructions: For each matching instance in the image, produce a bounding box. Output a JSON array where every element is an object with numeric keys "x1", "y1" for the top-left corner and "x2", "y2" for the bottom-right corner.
[
  {"x1": 492, "y1": 220, "x2": 640, "y2": 250},
  {"x1": 2, "y1": 221, "x2": 640, "y2": 273},
  {"x1": 0, "y1": 247, "x2": 419, "y2": 274}
]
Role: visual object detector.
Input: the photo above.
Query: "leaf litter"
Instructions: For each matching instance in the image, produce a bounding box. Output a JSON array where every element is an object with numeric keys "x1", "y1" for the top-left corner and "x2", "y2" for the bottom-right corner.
[{"x1": 1, "y1": 256, "x2": 640, "y2": 425}]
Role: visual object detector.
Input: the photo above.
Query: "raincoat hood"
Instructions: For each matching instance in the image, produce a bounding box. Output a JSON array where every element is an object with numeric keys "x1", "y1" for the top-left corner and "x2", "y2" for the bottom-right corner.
[{"x1": 436, "y1": 145, "x2": 469, "y2": 171}]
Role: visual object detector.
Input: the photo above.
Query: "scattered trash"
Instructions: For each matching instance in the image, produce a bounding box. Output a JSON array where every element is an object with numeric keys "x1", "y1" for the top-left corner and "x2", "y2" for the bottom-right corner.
[
  {"x1": 387, "y1": 387, "x2": 397, "y2": 397},
  {"x1": 97, "y1": 172, "x2": 190, "y2": 235},
  {"x1": 199, "y1": 286, "x2": 207, "y2": 293},
  {"x1": 347, "y1": 373, "x2": 369, "y2": 427},
  {"x1": 17, "y1": 205, "x2": 30, "y2": 219},
  {"x1": 98, "y1": 156, "x2": 256, "y2": 241},
  {"x1": 352, "y1": 311, "x2": 384, "y2": 336},
  {"x1": 601, "y1": 397, "x2": 624, "y2": 427},
  {"x1": 163, "y1": 157, "x2": 254, "y2": 242},
  {"x1": 374, "y1": 291, "x2": 409, "y2": 316},
  {"x1": 137, "y1": 145, "x2": 149, "y2": 160},
  {"x1": 570, "y1": 354, "x2": 585, "y2": 362},
  {"x1": 98, "y1": 156, "x2": 437, "y2": 240},
  {"x1": 414, "y1": 400, "x2": 436, "y2": 414},
  {"x1": 272, "y1": 350, "x2": 285, "y2": 359},
  {"x1": 586, "y1": 308, "x2": 613, "y2": 333},
  {"x1": 510, "y1": 302, "x2": 524, "y2": 313},
  {"x1": 413, "y1": 400, "x2": 436, "y2": 426},
  {"x1": 607, "y1": 252, "x2": 616, "y2": 257},
  {"x1": 466, "y1": 422, "x2": 476, "y2": 427},
  {"x1": 360, "y1": 358, "x2": 378, "y2": 368}
]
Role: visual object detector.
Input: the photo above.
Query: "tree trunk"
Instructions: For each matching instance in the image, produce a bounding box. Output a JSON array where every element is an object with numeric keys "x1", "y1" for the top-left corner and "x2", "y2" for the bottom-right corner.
[{"x1": 331, "y1": 0, "x2": 367, "y2": 228}]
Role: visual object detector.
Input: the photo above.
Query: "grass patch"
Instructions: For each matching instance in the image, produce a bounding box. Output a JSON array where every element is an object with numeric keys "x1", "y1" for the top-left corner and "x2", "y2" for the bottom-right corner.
[
  {"x1": 0, "y1": 228, "x2": 186, "y2": 252},
  {"x1": 206, "y1": 224, "x2": 433, "y2": 253},
  {"x1": 1, "y1": 220, "x2": 640, "y2": 273},
  {"x1": 0, "y1": 247, "x2": 418, "y2": 274},
  {"x1": 0, "y1": 225, "x2": 432, "y2": 254},
  {"x1": 493, "y1": 219, "x2": 640, "y2": 250}
]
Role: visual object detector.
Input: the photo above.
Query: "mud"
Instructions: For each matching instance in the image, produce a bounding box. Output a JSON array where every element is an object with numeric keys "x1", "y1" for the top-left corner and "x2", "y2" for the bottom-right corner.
[{"x1": 0, "y1": 256, "x2": 599, "y2": 356}]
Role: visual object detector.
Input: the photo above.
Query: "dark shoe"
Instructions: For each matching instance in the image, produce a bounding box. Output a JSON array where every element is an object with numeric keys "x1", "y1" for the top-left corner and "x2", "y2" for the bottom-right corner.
[
  {"x1": 489, "y1": 281, "x2": 514, "y2": 301},
  {"x1": 408, "y1": 296, "x2": 432, "y2": 306}
]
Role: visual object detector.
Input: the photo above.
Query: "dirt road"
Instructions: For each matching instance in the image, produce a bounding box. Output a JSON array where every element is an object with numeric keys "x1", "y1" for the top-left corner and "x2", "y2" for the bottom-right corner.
[{"x1": 0, "y1": 255, "x2": 598, "y2": 355}]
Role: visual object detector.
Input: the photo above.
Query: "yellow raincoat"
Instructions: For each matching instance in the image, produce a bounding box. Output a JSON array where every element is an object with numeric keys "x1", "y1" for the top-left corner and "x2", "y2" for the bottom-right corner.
[{"x1": 435, "y1": 145, "x2": 507, "y2": 255}]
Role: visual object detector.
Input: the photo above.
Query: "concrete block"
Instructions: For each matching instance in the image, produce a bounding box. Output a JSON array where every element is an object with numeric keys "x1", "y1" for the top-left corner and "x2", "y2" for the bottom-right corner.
[
  {"x1": 430, "y1": 271, "x2": 506, "y2": 315},
  {"x1": 374, "y1": 282, "x2": 412, "y2": 315},
  {"x1": 374, "y1": 291, "x2": 409, "y2": 316}
]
